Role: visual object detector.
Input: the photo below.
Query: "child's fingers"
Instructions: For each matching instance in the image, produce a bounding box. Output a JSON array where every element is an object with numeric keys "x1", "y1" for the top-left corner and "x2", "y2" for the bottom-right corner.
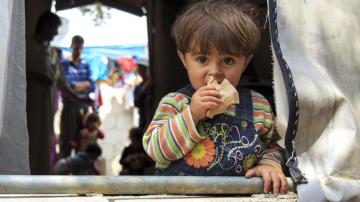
[
  {"x1": 245, "y1": 165, "x2": 287, "y2": 194},
  {"x1": 262, "y1": 172, "x2": 272, "y2": 193},
  {"x1": 198, "y1": 90, "x2": 221, "y2": 99},
  {"x1": 271, "y1": 172, "x2": 280, "y2": 194},
  {"x1": 279, "y1": 173, "x2": 287, "y2": 194},
  {"x1": 201, "y1": 101, "x2": 220, "y2": 111},
  {"x1": 197, "y1": 86, "x2": 221, "y2": 98},
  {"x1": 200, "y1": 96, "x2": 223, "y2": 104},
  {"x1": 245, "y1": 168, "x2": 257, "y2": 178}
]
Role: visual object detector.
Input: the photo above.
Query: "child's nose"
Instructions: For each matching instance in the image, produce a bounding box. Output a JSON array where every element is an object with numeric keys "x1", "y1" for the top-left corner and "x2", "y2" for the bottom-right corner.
[{"x1": 208, "y1": 64, "x2": 223, "y2": 81}]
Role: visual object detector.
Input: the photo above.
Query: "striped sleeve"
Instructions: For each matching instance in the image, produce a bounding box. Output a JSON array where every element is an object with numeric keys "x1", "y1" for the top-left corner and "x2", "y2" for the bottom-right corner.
[
  {"x1": 142, "y1": 92, "x2": 205, "y2": 168},
  {"x1": 251, "y1": 91, "x2": 284, "y2": 169}
]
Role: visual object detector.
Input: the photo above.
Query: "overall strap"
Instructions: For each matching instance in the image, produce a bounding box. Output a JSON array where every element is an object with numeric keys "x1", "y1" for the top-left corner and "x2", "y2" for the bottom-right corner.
[
  {"x1": 235, "y1": 88, "x2": 253, "y2": 121},
  {"x1": 177, "y1": 84, "x2": 195, "y2": 98}
]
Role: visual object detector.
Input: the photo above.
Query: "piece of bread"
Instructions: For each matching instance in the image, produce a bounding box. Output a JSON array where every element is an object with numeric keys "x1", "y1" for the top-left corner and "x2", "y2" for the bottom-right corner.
[{"x1": 206, "y1": 76, "x2": 239, "y2": 118}]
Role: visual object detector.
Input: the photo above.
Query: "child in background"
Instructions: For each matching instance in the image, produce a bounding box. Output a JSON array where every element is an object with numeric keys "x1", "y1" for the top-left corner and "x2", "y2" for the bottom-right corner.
[
  {"x1": 143, "y1": 0, "x2": 287, "y2": 194},
  {"x1": 78, "y1": 113, "x2": 104, "y2": 152},
  {"x1": 120, "y1": 127, "x2": 154, "y2": 175},
  {"x1": 55, "y1": 143, "x2": 102, "y2": 175}
]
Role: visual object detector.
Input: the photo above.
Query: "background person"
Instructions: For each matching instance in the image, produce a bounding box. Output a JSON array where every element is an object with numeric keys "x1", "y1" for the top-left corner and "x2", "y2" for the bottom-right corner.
[
  {"x1": 55, "y1": 143, "x2": 102, "y2": 175},
  {"x1": 134, "y1": 58, "x2": 153, "y2": 130},
  {"x1": 119, "y1": 127, "x2": 154, "y2": 175},
  {"x1": 27, "y1": 11, "x2": 92, "y2": 174},
  {"x1": 77, "y1": 112, "x2": 105, "y2": 152},
  {"x1": 26, "y1": 10, "x2": 62, "y2": 175},
  {"x1": 59, "y1": 35, "x2": 95, "y2": 158}
]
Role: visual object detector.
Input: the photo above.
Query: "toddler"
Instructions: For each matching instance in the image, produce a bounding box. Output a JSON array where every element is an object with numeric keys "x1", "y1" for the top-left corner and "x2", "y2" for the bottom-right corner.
[
  {"x1": 143, "y1": 0, "x2": 287, "y2": 194},
  {"x1": 78, "y1": 112, "x2": 104, "y2": 152}
]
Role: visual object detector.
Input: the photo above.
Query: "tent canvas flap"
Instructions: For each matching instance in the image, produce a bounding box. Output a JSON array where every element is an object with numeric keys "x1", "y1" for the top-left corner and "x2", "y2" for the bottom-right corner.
[
  {"x1": 0, "y1": 0, "x2": 29, "y2": 174},
  {"x1": 272, "y1": 0, "x2": 360, "y2": 201}
]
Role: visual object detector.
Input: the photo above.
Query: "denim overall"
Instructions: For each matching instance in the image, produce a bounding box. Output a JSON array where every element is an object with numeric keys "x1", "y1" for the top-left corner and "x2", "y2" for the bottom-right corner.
[{"x1": 157, "y1": 85, "x2": 264, "y2": 176}]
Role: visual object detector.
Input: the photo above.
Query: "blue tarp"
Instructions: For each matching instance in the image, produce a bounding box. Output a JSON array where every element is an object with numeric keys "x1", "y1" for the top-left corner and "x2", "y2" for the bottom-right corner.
[
  {"x1": 61, "y1": 44, "x2": 147, "y2": 60},
  {"x1": 60, "y1": 45, "x2": 147, "y2": 81}
]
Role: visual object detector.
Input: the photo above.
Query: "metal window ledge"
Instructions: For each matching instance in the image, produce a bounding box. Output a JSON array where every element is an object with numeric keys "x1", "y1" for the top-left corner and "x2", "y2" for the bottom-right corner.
[{"x1": 0, "y1": 175, "x2": 294, "y2": 195}]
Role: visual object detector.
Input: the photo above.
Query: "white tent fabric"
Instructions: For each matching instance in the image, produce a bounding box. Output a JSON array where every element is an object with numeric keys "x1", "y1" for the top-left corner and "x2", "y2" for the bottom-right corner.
[
  {"x1": 0, "y1": 0, "x2": 29, "y2": 174},
  {"x1": 273, "y1": 0, "x2": 360, "y2": 201},
  {"x1": 1, "y1": 0, "x2": 359, "y2": 200}
]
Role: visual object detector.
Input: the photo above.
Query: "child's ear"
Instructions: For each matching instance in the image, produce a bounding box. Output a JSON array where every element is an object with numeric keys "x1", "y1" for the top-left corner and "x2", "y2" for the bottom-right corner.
[{"x1": 177, "y1": 50, "x2": 187, "y2": 69}]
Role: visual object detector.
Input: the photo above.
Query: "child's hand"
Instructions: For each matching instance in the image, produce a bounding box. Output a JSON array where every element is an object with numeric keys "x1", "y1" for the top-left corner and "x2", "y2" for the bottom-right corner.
[
  {"x1": 190, "y1": 85, "x2": 223, "y2": 123},
  {"x1": 245, "y1": 163, "x2": 287, "y2": 195}
]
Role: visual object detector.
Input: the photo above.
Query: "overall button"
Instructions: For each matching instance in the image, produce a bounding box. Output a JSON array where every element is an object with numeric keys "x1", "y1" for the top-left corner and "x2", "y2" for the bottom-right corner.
[{"x1": 241, "y1": 120, "x2": 248, "y2": 128}]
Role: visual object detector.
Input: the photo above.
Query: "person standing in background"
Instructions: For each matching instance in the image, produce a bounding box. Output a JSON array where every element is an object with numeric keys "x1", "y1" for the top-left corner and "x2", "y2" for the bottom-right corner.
[
  {"x1": 134, "y1": 58, "x2": 153, "y2": 131},
  {"x1": 27, "y1": 11, "x2": 62, "y2": 175},
  {"x1": 27, "y1": 11, "x2": 91, "y2": 174},
  {"x1": 60, "y1": 35, "x2": 95, "y2": 158}
]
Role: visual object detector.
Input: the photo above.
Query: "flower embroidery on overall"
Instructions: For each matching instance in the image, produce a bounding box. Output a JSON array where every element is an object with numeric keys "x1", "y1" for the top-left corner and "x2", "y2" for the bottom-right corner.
[
  {"x1": 184, "y1": 137, "x2": 215, "y2": 168},
  {"x1": 193, "y1": 121, "x2": 263, "y2": 174}
]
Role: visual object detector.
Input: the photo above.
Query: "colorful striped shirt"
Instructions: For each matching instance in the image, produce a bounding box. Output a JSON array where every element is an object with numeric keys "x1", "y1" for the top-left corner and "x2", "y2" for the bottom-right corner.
[{"x1": 143, "y1": 90, "x2": 284, "y2": 169}]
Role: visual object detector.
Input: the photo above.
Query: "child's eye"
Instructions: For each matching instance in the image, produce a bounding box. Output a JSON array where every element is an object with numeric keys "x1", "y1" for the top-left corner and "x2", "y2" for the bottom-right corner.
[
  {"x1": 223, "y1": 57, "x2": 234, "y2": 65},
  {"x1": 196, "y1": 56, "x2": 208, "y2": 64}
]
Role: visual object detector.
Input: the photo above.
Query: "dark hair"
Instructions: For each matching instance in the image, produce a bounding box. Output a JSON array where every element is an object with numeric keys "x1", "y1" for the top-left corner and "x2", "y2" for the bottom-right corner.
[
  {"x1": 172, "y1": 0, "x2": 260, "y2": 56},
  {"x1": 129, "y1": 127, "x2": 144, "y2": 141},
  {"x1": 137, "y1": 64, "x2": 148, "y2": 71},
  {"x1": 72, "y1": 35, "x2": 85, "y2": 45},
  {"x1": 85, "y1": 143, "x2": 102, "y2": 157},
  {"x1": 84, "y1": 112, "x2": 101, "y2": 126},
  {"x1": 35, "y1": 11, "x2": 61, "y2": 33}
]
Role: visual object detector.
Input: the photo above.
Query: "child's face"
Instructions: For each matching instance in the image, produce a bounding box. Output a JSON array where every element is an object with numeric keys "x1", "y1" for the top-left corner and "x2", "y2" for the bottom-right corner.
[
  {"x1": 87, "y1": 121, "x2": 99, "y2": 131},
  {"x1": 178, "y1": 44, "x2": 251, "y2": 89}
]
